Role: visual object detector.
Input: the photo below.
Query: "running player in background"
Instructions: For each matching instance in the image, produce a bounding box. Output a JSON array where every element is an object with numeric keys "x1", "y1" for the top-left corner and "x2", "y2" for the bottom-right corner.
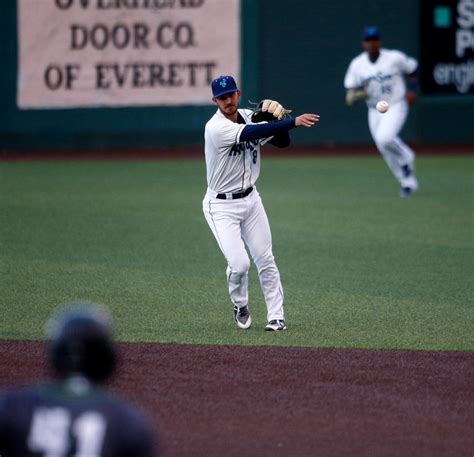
[
  {"x1": 0, "y1": 303, "x2": 158, "y2": 457},
  {"x1": 344, "y1": 26, "x2": 419, "y2": 197},
  {"x1": 203, "y1": 75, "x2": 320, "y2": 331}
]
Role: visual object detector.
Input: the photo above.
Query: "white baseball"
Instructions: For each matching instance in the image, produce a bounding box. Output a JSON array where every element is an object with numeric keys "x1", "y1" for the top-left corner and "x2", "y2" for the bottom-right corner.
[{"x1": 376, "y1": 100, "x2": 389, "y2": 113}]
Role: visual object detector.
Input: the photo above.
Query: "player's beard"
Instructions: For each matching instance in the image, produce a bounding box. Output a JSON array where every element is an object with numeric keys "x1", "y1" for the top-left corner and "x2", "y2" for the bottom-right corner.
[{"x1": 221, "y1": 103, "x2": 238, "y2": 116}]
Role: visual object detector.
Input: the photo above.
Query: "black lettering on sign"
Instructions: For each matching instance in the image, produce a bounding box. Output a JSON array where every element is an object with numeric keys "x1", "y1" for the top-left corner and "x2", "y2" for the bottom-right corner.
[
  {"x1": 96, "y1": 0, "x2": 205, "y2": 9},
  {"x1": 55, "y1": 0, "x2": 89, "y2": 9},
  {"x1": 44, "y1": 64, "x2": 80, "y2": 90},
  {"x1": 96, "y1": 63, "x2": 110, "y2": 89},
  {"x1": 70, "y1": 23, "x2": 150, "y2": 50},
  {"x1": 44, "y1": 65, "x2": 63, "y2": 90},
  {"x1": 94, "y1": 61, "x2": 216, "y2": 89},
  {"x1": 156, "y1": 22, "x2": 196, "y2": 49},
  {"x1": 180, "y1": 0, "x2": 205, "y2": 7}
]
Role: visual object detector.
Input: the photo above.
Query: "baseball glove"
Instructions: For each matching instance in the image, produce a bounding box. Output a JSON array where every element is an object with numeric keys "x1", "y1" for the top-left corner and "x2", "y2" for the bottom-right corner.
[
  {"x1": 251, "y1": 99, "x2": 292, "y2": 123},
  {"x1": 345, "y1": 88, "x2": 368, "y2": 106}
]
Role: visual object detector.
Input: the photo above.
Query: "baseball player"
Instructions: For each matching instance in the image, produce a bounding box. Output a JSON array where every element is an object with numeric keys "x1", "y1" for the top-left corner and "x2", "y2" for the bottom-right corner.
[
  {"x1": 344, "y1": 26, "x2": 419, "y2": 196},
  {"x1": 203, "y1": 75, "x2": 320, "y2": 331},
  {"x1": 0, "y1": 303, "x2": 158, "y2": 457}
]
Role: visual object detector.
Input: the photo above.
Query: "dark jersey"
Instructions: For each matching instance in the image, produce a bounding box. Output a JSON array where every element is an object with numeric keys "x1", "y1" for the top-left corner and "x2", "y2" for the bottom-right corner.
[{"x1": 0, "y1": 378, "x2": 157, "y2": 457}]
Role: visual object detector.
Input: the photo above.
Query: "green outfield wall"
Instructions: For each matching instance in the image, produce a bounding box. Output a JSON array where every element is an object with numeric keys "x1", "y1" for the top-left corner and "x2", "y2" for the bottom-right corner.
[{"x1": 0, "y1": 0, "x2": 472, "y2": 150}]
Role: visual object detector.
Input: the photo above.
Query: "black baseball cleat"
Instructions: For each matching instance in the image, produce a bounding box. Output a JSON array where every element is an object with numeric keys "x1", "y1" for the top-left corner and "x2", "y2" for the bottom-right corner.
[
  {"x1": 233, "y1": 305, "x2": 252, "y2": 329},
  {"x1": 265, "y1": 319, "x2": 287, "y2": 331},
  {"x1": 400, "y1": 164, "x2": 419, "y2": 197},
  {"x1": 400, "y1": 187, "x2": 412, "y2": 197},
  {"x1": 400, "y1": 186, "x2": 417, "y2": 197}
]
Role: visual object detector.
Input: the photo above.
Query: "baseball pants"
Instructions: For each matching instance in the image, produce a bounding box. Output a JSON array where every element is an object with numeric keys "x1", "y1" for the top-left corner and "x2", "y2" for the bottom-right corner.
[
  {"x1": 368, "y1": 100, "x2": 418, "y2": 189},
  {"x1": 203, "y1": 187, "x2": 285, "y2": 322}
]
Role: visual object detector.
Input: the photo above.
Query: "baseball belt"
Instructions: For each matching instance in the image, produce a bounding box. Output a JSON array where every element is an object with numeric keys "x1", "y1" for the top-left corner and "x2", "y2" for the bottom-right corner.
[{"x1": 216, "y1": 186, "x2": 254, "y2": 200}]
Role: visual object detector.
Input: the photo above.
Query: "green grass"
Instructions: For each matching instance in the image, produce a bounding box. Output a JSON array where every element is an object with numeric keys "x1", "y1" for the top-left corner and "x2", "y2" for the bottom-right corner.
[{"x1": 0, "y1": 155, "x2": 472, "y2": 350}]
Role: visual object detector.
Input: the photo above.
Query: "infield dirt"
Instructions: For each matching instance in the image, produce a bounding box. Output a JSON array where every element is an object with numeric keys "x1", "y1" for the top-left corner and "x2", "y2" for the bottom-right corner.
[{"x1": 1, "y1": 341, "x2": 472, "y2": 457}]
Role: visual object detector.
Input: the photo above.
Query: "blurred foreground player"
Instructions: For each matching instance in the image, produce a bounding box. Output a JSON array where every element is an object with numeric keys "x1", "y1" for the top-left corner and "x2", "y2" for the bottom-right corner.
[
  {"x1": 0, "y1": 303, "x2": 158, "y2": 457},
  {"x1": 344, "y1": 26, "x2": 419, "y2": 196}
]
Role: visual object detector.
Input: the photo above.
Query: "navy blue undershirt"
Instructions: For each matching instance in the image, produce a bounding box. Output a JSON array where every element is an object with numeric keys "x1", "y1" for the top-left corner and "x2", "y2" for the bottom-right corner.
[{"x1": 239, "y1": 117, "x2": 295, "y2": 148}]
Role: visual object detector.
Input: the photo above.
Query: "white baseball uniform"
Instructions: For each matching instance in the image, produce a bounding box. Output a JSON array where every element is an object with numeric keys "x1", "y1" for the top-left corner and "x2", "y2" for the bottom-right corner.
[
  {"x1": 344, "y1": 48, "x2": 418, "y2": 190},
  {"x1": 203, "y1": 108, "x2": 285, "y2": 322}
]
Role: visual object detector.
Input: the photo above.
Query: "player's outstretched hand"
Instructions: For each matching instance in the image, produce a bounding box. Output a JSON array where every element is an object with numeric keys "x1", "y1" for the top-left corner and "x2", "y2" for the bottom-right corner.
[{"x1": 295, "y1": 114, "x2": 320, "y2": 127}]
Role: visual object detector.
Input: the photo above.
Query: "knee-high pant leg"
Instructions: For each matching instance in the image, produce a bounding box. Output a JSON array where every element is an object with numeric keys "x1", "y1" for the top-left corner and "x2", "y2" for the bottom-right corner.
[
  {"x1": 241, "y1": 191, "x2": 285, "y2": 321},
  {"x1": 203, "y1": 190, "x2": 284, "y2": 321},
  {"x1": 203, "y1": 196, "x2": 250, "y2": 308},
  {"x1": 368, "y1": 101, "x2": 417, "y2": 188}
]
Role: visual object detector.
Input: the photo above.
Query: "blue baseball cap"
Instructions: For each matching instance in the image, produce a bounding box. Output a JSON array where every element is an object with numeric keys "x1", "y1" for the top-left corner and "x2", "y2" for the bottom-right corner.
[
  {"x1": 363, "y1": 26, "x2": 381, "y2": 40},
  {"x1": 211, "y1": 75, "x2": 239, "y2": 98}
]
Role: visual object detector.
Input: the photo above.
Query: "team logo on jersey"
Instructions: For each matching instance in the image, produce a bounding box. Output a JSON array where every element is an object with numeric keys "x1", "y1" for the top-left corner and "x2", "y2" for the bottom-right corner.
[
  {"x1": 363, "y1": 72, "x2": 393, "y2": 85},
  {"x1": 229, "y1": 140, "x2": 259, "y2": 164}
]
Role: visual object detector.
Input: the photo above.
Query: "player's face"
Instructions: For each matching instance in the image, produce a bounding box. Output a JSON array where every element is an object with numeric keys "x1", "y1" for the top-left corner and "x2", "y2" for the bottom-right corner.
[
  {"x1": 213, "y1": 91, "x2": 240, "y2": 117},
  {"x1": 363, "y1": 39, "x2": 381, "y2": 55}
]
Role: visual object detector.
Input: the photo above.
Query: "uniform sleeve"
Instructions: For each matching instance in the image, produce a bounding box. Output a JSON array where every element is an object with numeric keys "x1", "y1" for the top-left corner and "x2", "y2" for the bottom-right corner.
[
  {"x1": 0, "y1": 396, "x2": 6, "y2": 447},
  {"x1": 396, "y1": 50, "x2": 418, "y2": 74},
  {"x1": 268, "y1": 131, "x2": 290, "y2": 148},
  {"x1": 344, "y1": 59, "x2": 360, "y2": 89},
  {"x1": 0, "y1": 394, "x2": 12, "y2": 452},
  {"x1": 240, "y1": 119, "x2": 295, "y2": 143},
  {"x1": 207, "y1": 119, "x2": 246, "y2": 150},
  {"x1": 121, "y1": 408, "x2": 159, "y2": 457}
]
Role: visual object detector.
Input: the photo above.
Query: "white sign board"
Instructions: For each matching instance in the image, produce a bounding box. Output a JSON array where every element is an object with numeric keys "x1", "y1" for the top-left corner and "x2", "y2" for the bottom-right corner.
[{"x1": 17, "y1": 0, "x2": 241, "y2": 108}]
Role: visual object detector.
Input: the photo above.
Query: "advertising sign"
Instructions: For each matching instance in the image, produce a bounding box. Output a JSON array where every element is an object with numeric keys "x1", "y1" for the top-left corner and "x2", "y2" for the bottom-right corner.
[
  {"x1": 17, "y1": 0, "x2": 241, "y2": 108},
  {"x1": 420, "y1": 0, "x2": 474, "y2": 94}
]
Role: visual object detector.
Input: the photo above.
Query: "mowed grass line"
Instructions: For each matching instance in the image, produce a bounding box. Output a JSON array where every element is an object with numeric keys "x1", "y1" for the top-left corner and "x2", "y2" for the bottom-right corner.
[{"x1": 0, "y1": 156, "x2": 472, "y2": 350}]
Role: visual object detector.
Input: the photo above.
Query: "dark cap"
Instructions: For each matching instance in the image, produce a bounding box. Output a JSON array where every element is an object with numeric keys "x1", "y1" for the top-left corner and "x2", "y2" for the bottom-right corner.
[
  {"x1": 211, "y1": 75, "x2": 239, "y2": 98},
  {"x1": 47, "y1": 303, "x2": 117, "y2": 382},
  {"x1": 363, "y1": 26, "x2": 380, "y2": 41}
]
